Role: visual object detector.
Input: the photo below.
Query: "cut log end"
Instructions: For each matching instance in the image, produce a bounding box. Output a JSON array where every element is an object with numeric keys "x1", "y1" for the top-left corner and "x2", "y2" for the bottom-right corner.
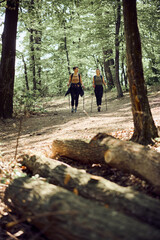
[{"x1": 51, "y1": 133, "x2": 160, "y2": 194}]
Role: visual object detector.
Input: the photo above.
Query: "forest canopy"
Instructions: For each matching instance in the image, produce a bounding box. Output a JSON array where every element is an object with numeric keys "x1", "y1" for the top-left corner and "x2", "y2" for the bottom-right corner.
[{"x1": 0, "y1": 0, "x2": 159, "y2": 99}]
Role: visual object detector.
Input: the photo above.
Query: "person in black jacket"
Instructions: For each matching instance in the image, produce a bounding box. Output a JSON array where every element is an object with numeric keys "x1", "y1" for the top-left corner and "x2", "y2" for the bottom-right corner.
[
  {"x1": 67, "y1": 66, "x2": 84, "y2": 113},
  {"x1": 93, "y1": 69, "x2": 106, "y2": 112}
]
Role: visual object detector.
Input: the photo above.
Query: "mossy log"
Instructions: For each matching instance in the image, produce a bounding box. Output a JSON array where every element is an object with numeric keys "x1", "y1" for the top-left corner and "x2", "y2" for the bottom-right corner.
[
  {"x1": 5, "y1": 177, "x2": 160, "y2": 240},
  {"x1": 52, "y1": 133, "x2": 160, "y2": 193},
  {"x1": 22, "y1": 153, "x2": 160, "y2": 229}
]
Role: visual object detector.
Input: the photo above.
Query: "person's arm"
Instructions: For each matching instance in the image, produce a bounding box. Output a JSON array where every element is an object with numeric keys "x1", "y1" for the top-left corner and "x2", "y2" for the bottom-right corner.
[
  {"x1": 93, "y1": 76, "x2": 95, "y2": 88},
  {"x1": 102, "y1": 76, "x2": 106, "y2": 86},
  {"x1": 67, "y1": 75, "x2": 71, "y2": 86},
  {"x1": 80, "y1": 75, "x2": 84, "y2": 87}
]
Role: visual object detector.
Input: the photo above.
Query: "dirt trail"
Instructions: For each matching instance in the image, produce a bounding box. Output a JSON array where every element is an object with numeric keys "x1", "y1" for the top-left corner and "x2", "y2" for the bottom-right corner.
[
  {"x1": 1, "y1": 90, "x2": 160, "y2": 160},
  {"x1": 1, "y1": 89, "x2": 160, "y2": 240}
]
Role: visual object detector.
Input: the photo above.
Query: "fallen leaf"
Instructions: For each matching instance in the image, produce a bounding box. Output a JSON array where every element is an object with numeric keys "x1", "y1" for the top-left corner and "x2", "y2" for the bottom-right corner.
[
  {"x1": 104, "y1": 204, "x2": 109, "y2": 208},
  {"x1": 73, "y1": 188, "x2": 78, "y2": 195},
  {"x1": 64, "y1": 174, "x2": 71, "y2": 185}
]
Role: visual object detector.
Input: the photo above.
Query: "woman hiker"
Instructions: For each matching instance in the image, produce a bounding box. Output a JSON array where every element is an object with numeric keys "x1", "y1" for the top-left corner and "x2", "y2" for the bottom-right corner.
[
  {"x1": 67, "y1": 66, "x2": 84, "y2": 113},
  {"x1": 93, "y1": 69, "x2": 106, "y2": 112}
]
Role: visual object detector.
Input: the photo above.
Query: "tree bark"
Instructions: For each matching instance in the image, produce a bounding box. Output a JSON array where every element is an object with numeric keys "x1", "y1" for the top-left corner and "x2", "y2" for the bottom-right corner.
[
  {"x1": 115, "y1": 0, "x2": 123, "y2": 98},
  {"x1": 29, "y1": 0, "x2": 36, "y2": 90},
  {"x1": 30, "y1": 28, "x2": 36, "y2": 90},
  {"x1": 121, "y1": 54, "x2": 128, "y2": 91},
  {"x1": 103, "y1": 49, "x2": 114, "y2": 89},
  {"x1": 122, "y1": 0, "x2": 158, "y2": 144},
  {"x1": 35, "y1": 29, "x2": 42, "y2": 87},
  {"x1": 5, "y1": 177, "x2": 160, "y2": 240},
  {"x1": 34, "y1": 0, "x2": 43, "y2": 88},
  {"x1": 52, "y1": 139, "x2": 106, "y2": 164},
  {"x1": 64, "y1": 23, "x2": 71, "y2": 75},
  {"x1": 51, "y1": 133, "x2": 160, "y2": 193},
  {"x1": 22, "y1": 153, "x2": 160, "y2": 229},
  {"x1": 0, "y1": 0, "x2": 19, "y2": 118},
  {"x1": 22, "y1": 54, "x2": 29, "y2": 90}
]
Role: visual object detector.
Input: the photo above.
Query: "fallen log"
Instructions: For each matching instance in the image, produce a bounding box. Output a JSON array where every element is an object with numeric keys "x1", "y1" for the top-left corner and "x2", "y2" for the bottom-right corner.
[
  {"x1": 52, "y1": 133, "x2": 160, "y2": 193},
  {"x1": 5, "y1": 177, "x2": 160, "y2": 240},
  {"x1": 93, "y1": 133, "x2": 160, "y2": 193},
  {"x1": 22, "y1": 153, "x2": 160, "y2": 229},
  {"x1": 52, "y1": 139, "x2": 105, "y2": 164}
]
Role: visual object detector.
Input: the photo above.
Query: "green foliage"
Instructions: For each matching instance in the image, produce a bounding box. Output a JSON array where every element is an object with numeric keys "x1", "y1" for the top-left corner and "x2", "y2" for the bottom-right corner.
[
  {"x1": 137, "y1": 0, "x2": 160, "y2": 85},
  {"x1": 1, "y1": 0, "x2": 159, "y2": 106},
  {"x1": 13, "y1": 89, "x2": 48, "y2": 115},
  {"x1": 15, "y1": 0, "x2": 118, "y2": 97}
]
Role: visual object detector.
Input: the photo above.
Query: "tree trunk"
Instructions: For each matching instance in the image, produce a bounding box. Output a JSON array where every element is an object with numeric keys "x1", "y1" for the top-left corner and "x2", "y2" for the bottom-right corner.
[
  {"x1": 34, "y1": 0, "x2": 43, "y2": 88},
  {"x1": 0, "y1": 0, "x2": 19, "y2": 118},
  {"x1": 51, "y1": 133, "x2": 160, "y2": 193},
  {"x1": 93, "y1": 55, "x2": 99, "y2": 69},
  {"x1": 35, "y1": 29, "x2": 42, "y2": 87},
  {"x1": 103, "y1": 49, "x2": 114, "y2": 89},
  {"x1": 121, "y1": 54, "x2": 128, "y2": 91},
  {"x1": 122, "y1": 0, "x2": 158, "y2": 144},
  {"x1": 22, "y1": 54, "x2": 29, "y2": 90},
  {"x1": 64, "y1": 24, "x2": 71, "y2": 75},
  {"x1": 29, "y1": 0, "x2": 36, "y2": 90},
  {"x1": 22, "y1": 153, "x2": 160, "y2": 229},
  {"x1": 115, "y1": 0, "x2": 123, "y2": 98},
  {"x1": 30, "y1": 29, "x2": 36, "y2": 90},
  {"x1": 5, "y1": 177, "x2": 160, "y2": 240}
]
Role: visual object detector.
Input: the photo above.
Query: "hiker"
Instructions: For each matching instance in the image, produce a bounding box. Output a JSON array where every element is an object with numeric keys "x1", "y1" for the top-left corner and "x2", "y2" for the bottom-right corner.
[
  {"x1": 67, "y1": 66, "x2": 84, "y2": 113},
  {"x1": 93, "y1": 69, "x2": 106, "y2": 112}
]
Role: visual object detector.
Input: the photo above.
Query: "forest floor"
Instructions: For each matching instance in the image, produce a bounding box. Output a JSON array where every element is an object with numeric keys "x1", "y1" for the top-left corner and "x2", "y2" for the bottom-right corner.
[{"x1": 1, "y1": 86, "x2": 160, "y2": 239}]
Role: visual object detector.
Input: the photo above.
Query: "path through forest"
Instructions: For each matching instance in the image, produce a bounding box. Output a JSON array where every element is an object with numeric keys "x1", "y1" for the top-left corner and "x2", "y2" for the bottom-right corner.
[
  {"x1": 1, "y1": 88, "x2": 160, "y2": 239},
  {"x1": 1, "y1": 88, "x2": 160, "y2": 159}
]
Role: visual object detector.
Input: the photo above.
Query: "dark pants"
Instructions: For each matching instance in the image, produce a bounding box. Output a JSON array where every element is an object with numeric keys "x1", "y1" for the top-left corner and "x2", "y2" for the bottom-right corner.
[
  {"x1": 95, "y1": 85, "x2": 103, "y2": 106},
  {"x1": 70, "y1": 84, "x2": 80, "y2": 108}
]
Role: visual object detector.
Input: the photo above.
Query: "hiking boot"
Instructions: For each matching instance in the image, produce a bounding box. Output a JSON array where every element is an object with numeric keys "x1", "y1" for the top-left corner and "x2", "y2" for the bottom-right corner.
[
  {"x1": 75, "y1": 108, "x2": 77, "y2": 113},
  {"x1": 71, "y1": 108, "x2": 74, "y2": 113},
  {"x1": 98, "y1": 106, "x2": 101, "y2": 112}
]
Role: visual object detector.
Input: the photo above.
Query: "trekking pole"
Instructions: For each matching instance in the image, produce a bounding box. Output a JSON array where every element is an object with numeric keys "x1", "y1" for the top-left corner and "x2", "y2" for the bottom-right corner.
[
  {"x1": 83, "y1": 95, "x2": 85, "y2": 111},
  {"x1": 105, "y1": 87, "x2": 107, "y2": 111},
  {"x1": 68, "y1": 95, "x2": 70, "y2": 109},
  {"x1": 83, "y1": 95, "x2": 90, "y2": 117},
  {"x1": 91, "y1": 92, "x2": 93, "y2": 113}
]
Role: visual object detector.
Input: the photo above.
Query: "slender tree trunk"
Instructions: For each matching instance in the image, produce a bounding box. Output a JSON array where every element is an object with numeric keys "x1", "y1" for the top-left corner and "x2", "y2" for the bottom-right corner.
[
  {"x1": 28, "y1": 0, "x2": 36, "y2": 90},
  {"x1": 62, "y1": 19, "x2": 71, "y2": 75},
  {"x1": 35, "y1": 0, "x2": 42, "y2": 87},
  {"x1": 100, "y1": 62, "x2": 104, "y2": 77},
  {"x1": 0, "y1": 0, "x2": 19, "y2": 118},
  {"x1": 35, "y1": 29, "x2": 42, "y2": 87},
  {"x1": 64, "y1": 28, "x2": 71, "y2": 75},
  {"x1": 22, "y1": 54, "x2": 29, "y2": 90},
  {"x1": 103, "y1": 49, "x2": 114, "y2": 89},
  {"x1": 30, "y1": 29, "x2": 36, "y2": 90},
  {"x1": 123, "y1": 0, "x2": 158, "y2": 144},
  {"x1": 121, "y1": 54, "x2": 128, "y2": 91},
  {"x1": 93, "y1": 55, "x2": 99, "y2": 68},
  {"x1": 115, "y1": 0, "x2": 123, "y2": 98}
]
